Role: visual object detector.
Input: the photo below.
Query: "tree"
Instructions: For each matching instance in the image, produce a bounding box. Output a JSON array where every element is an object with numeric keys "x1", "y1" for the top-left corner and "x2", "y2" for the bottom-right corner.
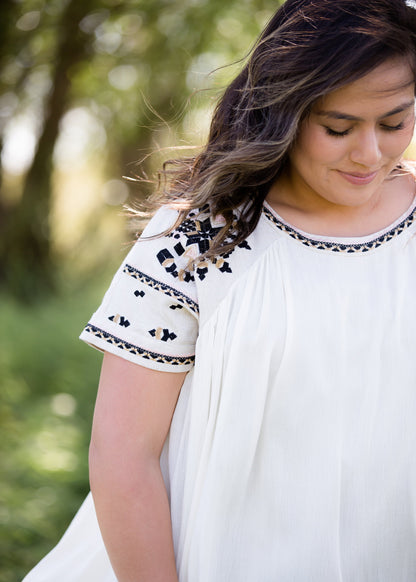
[
  {"x1": 0, "y1": 0, "x2": 280, "y2": 302},
  {"x1": 0, "y1": 0, "x2": 98, "y2": 300}
]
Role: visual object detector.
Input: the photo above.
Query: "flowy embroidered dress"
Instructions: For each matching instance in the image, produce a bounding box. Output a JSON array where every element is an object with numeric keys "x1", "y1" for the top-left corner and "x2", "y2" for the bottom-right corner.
[{"x1": 23, "y1": 198, "x2": 416, "y2": 582}]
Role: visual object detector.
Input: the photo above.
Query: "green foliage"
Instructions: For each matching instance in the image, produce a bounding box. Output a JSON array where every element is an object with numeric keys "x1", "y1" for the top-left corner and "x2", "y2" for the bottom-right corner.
[
  {"x1": 0, "y1": 1, "x2": 284, "y2": 578},
  {"x1": 0, "y1": 274, "x2": 118, "y2": 581}
]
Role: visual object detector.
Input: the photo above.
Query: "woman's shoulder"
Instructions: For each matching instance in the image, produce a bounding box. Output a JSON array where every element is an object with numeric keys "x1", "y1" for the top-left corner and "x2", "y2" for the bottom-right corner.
[
  {"x1": 136, "y1": 203, "x2": 284, "y2": 299},
  {"x1": 141, "y1": 204, "x2": 252, "y2": 284}
]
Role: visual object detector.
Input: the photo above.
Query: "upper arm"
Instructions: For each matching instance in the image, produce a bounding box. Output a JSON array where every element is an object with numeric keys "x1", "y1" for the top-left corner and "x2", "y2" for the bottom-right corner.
[
  {"x1": 83, "y1": 208, "x2": 197, "y2": 470},
  {"x1": 90, "y1": 352, "x2": 186, "y2": 463}
]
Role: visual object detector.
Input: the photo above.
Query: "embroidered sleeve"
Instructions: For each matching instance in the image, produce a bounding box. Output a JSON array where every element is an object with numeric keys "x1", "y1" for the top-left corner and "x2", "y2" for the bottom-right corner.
[{"x1": 79, "y1": 207, "x2": 198, "y2": 373}]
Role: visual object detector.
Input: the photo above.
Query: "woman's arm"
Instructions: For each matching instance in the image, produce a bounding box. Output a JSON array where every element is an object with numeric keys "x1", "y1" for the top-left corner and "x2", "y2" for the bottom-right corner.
[{"x1": 89, "y1": 352, "x2": 186, "y2": 582}]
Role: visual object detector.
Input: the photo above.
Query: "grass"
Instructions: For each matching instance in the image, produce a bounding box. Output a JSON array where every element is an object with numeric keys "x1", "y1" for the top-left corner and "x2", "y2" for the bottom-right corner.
[{"x1": 0, "y1": 275, "x2": 115, "y2": 582}]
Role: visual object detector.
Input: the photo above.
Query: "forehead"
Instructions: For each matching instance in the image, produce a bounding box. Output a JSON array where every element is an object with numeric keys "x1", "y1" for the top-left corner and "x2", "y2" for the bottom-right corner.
[{"x1": 316, "y1": 58, "x2": 415, "y2": 114}]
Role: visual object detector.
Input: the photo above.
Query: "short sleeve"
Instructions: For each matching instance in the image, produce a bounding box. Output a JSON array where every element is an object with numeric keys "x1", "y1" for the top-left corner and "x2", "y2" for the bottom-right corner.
[{"x1": 79, "y1": 206, "x2": 199, "y2": 373}]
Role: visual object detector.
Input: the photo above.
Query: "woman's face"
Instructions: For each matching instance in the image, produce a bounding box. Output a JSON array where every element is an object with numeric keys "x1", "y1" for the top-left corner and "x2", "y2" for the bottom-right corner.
[{"x1": 287, "y1": 57, "x2": 416, "y2": 210}]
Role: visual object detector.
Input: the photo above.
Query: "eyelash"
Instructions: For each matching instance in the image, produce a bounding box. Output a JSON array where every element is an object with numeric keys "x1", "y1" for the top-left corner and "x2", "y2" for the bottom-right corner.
[{"x1": 324, "y1": 122, "x2": 405, "y2": 138}]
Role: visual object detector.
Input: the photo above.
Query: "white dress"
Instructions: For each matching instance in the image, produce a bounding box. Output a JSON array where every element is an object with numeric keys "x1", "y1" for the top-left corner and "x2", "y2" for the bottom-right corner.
[{"x1": 23, "y1": 198, "x2": 416, "y2": 582}]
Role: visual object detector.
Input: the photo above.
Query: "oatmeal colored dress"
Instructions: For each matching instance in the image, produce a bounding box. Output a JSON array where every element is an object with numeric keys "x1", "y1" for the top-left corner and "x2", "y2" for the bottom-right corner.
[{"x1": 23, "y1": 198, "x2": 416, "y2": 581}]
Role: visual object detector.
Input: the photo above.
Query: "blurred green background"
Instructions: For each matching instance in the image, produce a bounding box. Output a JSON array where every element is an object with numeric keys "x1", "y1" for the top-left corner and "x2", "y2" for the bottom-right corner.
[
  {"x1": 0, "y1": 0, "x2": 282, "y2": 580},
  {"x1": 4, "y1": 1, "x2": 416, "y2": 580}
]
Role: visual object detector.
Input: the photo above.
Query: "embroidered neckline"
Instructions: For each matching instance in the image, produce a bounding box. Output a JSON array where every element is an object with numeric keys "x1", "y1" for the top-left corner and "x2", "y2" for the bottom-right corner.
[{"x1": 262, "y1": 199, "x2": 416, "y2": 253}]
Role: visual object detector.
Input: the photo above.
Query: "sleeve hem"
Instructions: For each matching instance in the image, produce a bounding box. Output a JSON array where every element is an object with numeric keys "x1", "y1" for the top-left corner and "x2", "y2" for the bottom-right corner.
[{"x1": 79, "y1": 326, "x2": 195, "y2": 373}]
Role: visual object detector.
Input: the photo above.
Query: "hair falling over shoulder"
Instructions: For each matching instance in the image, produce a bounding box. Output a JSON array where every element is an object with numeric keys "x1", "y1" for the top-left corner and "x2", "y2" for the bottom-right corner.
[{"x1": 138, "y1": 0, "x2": 416, "y2": 259}]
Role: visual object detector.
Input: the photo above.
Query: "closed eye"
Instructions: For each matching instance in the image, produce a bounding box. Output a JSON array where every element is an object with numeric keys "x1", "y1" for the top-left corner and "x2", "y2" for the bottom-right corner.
[
  {"x1": 324, "y1": 127, "x2": 351, "y2": 137},
  {"x1": 324, "y1": 121, "x2": 406, "y2": 138},
  {"x1": 380, "y1": 122, "x2": 404, "y2": 131}
]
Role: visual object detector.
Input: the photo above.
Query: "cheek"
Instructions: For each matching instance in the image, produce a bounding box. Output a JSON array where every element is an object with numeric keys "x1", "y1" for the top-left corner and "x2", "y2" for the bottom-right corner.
[
  {"x1": 297, "y1": 130, "x2": 345, "y2": 166},
  {"x1": 390, "y1": 116, "x2": 416, "y2": 155},
  {"x1": 400, "y1": 126, "x2": 415, "y2": 153},
  {"x1": 384, "y1": 132, "x2": 414, "y2": 159}
]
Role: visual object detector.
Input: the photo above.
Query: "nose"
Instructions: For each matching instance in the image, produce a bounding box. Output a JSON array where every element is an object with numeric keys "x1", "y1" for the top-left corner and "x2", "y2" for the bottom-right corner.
[{"x1": 349, "y1": 128, "x2": 382, "y2": 168}]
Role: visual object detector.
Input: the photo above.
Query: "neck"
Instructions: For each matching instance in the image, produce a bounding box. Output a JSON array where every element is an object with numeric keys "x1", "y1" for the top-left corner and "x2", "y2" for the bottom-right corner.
[{"x1": 266, "y1": 172, "x2": 414, "y2": 237}]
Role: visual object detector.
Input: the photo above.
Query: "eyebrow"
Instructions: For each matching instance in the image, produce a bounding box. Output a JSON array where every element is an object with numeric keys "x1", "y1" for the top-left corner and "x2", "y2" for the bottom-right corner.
[{"x1": 316, "y1": 100, "x2": 415, "y2": 122}]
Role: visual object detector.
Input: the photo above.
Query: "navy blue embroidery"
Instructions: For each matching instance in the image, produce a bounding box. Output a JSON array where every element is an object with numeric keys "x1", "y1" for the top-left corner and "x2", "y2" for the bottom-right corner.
[
  {"x1": 84, "y1": 324, "x2": 194, "y2": 366},
  {"x1": 109, "y1": 314, "x2": 130, "y2": 328},
  {"x1": 262, "y1": 205, "x2": 416, "y2": 253},
  {"x1": 149, "y1": 328, "x2": 177, "y2": 342},
  {"x1": 158, "y1": 208, "x2": 251, "y2": 282},
  {"x1": 134, "y1": 290, "x2": 145, "y2": 298},
  {"x1": 156, "y1": 248, "x2": 194, "y2": 283},
  {"x1": 123, "y1": 265, "x2": 198, "y2": 315},
  {"x1": 170, "y1": 304, "x2": 183, "y2": 310}
]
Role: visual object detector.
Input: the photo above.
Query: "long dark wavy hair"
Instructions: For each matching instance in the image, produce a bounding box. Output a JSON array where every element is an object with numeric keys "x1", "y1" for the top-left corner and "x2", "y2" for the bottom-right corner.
[{"x1": 147, "y1": 0, "x2": 416, "y2": 258}]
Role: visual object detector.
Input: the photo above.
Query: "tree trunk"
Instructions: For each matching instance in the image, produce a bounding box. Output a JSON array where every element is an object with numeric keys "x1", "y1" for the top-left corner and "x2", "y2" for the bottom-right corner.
[
  {"x1": 0, "y1": 0, "x2": 96, "y2": 301},
  {"x1": 0, "y1": 0, "x2": 21, "y2": 222}
]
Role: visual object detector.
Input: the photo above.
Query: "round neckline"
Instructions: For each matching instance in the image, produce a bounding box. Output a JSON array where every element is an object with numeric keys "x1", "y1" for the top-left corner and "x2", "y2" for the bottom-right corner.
[{"x1": 262, "y1": 196, "x2": 416, "y2": 253}]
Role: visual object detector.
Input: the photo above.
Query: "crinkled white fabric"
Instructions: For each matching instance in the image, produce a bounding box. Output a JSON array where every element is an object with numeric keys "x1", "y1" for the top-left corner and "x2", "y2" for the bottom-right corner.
[
  {"x1": 170, "y1": 236, "x2": 416, "y2": 581},
  {"x1": 23, "y1": 202, "x2": 416, "y2": 581}
]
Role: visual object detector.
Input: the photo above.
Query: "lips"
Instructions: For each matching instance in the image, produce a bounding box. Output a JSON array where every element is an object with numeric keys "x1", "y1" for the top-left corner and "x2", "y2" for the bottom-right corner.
[{"x1": 337, "y1": 170, "x2": 379, "y2": 186}]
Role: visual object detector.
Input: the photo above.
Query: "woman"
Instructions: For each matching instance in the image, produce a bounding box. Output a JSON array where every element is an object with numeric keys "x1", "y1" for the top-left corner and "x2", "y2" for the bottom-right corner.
[{"x1": 24, "y1": 0, "x2": 416, "y2": 580}]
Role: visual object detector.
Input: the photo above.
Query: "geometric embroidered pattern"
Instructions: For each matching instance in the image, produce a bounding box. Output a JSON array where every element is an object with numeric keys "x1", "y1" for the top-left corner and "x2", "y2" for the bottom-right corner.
[
  {"x1": 159, "y1": 207, "x2": 251, "y2": 282},
  {"x1": 123, "y1": 264, "x2": 199, "y2": 315},
  {"x1": 149, "y1": 327, "x2": 177, "y2": 342},
  {"x1": 108, "y1": 314, "x2": 130, "y2": 327},
  {"x1": 83, "y1": 324, "x2": 195, "y2": 366},
  {"x1": 262, "y1": 205, "x2": 416, "y2": 253}
]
